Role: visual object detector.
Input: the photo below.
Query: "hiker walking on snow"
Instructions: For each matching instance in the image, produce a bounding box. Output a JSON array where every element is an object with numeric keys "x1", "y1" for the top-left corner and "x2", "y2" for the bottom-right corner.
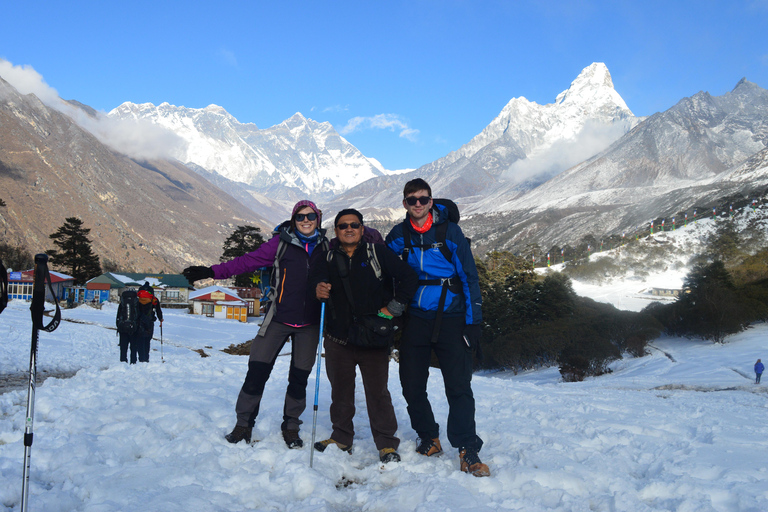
[
  {"x1": 182, "y1": 200, "x2": 328, "y2": 449},
  {"x1": 117, "y1": 282, "x2": 163, "y2": 364},
  {"x1": 755, "y1": 359, "x2": 764, "y2": 384},
  {"x1": 385, "y1": 178, "x2": 490, "y2": 477},
  {"x1": 310, "y1": 209, "x2": 418, "y2": 463}
]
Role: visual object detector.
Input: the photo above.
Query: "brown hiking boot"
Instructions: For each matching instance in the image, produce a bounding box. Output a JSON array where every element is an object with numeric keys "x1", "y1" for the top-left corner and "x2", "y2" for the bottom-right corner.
[
  {"x1": 224, "y1": 425, "x2": 253, "y2": 444},
  {"x1": 282, "y1": 429, "x2": 303, "y2": 449},
  {"x1": 416, "y1": 437, "x2": 443, "y2": 457},
  {"x1": 379, "y1": 447, "x2": 401, "y2": 463},
  {"x1": 313, "y1": 438, "x2": 352, "y2": 453},
  {"x1": 459, "y1": 447, "x2": 491, "y2": 477}
]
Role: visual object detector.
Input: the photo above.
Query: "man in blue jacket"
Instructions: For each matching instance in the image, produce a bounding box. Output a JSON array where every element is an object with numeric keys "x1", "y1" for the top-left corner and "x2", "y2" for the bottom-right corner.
[{"x1": 385, "y1": 178, "x2": 489, "y2": 477}]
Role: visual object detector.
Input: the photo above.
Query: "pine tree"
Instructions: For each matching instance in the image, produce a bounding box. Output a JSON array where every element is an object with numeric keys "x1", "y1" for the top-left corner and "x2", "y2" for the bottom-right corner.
[
  {"x1": 46, "y1": 217, "x2": 102, "y2": 285},
  {"x1": 221, "y1": 225, "x2": 265, "y2": 287}
]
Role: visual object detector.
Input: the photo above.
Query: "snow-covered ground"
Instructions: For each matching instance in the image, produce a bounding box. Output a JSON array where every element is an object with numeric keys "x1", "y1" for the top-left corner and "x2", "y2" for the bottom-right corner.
[{"x1": 2, "y1": 258, "x2": 768, "y2": 510}]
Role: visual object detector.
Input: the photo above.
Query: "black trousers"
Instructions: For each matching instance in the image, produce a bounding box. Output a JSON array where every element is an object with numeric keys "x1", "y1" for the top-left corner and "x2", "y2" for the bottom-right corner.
[{"x1": 398, "y1": 314, "x2": 483, "y2": 451}]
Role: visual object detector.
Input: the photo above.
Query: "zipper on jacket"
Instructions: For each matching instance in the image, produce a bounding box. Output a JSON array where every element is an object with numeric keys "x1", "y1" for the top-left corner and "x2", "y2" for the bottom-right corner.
[{"x1": 278, "y1": 268, "x2": 287, "y2": 303}]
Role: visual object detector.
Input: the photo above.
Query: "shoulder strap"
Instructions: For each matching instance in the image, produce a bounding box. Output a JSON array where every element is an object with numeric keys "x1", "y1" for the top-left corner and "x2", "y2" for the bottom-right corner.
[
  {"x1": 401, "y1": 219, "x2": 453, "y2": 265},
  {"x1": 367, "y1": 243, "x2": 382, "y2": 281}
]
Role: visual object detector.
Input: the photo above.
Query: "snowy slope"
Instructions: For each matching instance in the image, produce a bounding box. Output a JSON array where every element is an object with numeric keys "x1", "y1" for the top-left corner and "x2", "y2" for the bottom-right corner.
[
  {"x1": 108, "y1": 103, "x2": 386, "y2": 198},
  {"x1": 2, "y1": 271, "x2": 767, "y2": 511}
]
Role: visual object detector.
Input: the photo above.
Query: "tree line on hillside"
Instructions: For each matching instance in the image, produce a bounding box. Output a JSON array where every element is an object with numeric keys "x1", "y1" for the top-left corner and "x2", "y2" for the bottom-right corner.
[{"x1": 474, "y1": 216, "x2": 768, "y2": 382}]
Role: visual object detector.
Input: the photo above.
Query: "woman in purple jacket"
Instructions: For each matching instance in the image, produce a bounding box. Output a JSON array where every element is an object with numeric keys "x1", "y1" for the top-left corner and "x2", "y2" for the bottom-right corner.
[{"x1": 183, "y1": 200, "x2": 327, "y2": 448}]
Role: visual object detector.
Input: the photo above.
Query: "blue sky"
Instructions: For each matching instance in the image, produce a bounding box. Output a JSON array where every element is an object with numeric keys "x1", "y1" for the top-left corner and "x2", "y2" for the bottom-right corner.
[{"x1": 1, "y1": 0, "x2": 767, "y2": 171}]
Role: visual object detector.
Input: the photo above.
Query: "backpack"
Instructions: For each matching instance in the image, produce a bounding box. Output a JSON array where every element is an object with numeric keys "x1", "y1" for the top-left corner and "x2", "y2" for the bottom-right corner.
[
  {"x1": 0, "y1": 259, "x2": 7, "y2": 315},
  {"x1": 116, "y1": 289, "x2": 139, "y2": 336}
]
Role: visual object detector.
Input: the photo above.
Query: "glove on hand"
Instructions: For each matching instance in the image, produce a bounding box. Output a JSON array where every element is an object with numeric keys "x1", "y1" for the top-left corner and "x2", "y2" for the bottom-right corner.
[
  {"x1": 182, "y1": 266, "x2": 214, "y2": 283},
  {"x1": 463, "y1": 323, "x2": 482, "y2": 349}
]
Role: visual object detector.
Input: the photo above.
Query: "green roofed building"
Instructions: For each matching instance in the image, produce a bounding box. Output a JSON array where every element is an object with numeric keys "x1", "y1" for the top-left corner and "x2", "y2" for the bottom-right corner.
[{"x1": 85, "y1": 272, "x2": 194, "y2": 306}]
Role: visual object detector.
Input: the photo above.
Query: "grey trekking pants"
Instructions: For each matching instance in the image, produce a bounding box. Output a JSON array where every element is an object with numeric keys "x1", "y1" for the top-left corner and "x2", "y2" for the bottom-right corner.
[{"x1": 234, "y1": 322, "x2": 319, "y2": 431}]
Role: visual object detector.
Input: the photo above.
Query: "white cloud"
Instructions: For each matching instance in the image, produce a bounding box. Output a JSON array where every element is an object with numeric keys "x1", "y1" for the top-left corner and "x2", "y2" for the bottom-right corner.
[
  {"x1": 502, "y1": 121, "x2": 629, "y2": 184},
  {"x1": 0, "y1": 59, "x2": 62, "y2": 106},
  {"x1": 0, "y1": 59, "x2": 186, "y2": 160},
  {"x1": 339, "y1": 113, "x2": 419, "y2": 142},
  {"x1": 322, "y1": 104, "x2": 349, "y2": 113}
]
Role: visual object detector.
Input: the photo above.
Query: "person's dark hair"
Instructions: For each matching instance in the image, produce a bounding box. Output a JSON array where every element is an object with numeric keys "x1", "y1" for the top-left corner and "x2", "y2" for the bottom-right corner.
[
  {"x1": 403, "y1": 178, "x2": 432, "y2": 198},
  {"x1": 334, "y1": 208, "x2": 363, "y2": 226}
]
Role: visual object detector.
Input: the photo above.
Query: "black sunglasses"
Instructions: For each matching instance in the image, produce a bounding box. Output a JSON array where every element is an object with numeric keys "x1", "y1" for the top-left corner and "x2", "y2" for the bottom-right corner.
[
  {"x1": 405, "y1": 196, "x2": 431, "y2": 206},
  {"x1": 336, "y1": 222, "x2": 362, "y2": 230},
  {"x1": 295, "y1": 212, "x2": 318, "y2": 221}
]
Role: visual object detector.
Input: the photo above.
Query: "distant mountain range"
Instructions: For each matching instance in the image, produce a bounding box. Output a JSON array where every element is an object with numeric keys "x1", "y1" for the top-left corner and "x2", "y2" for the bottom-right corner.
[{"x1": 1, "y1": 63, "x2": 767, "y2": 271}]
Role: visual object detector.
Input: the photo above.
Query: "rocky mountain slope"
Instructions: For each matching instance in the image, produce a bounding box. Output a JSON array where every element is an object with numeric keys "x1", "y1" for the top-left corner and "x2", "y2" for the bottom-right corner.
[{"x1": 0, "y1": 77, "x2": 270, "y2": 273}]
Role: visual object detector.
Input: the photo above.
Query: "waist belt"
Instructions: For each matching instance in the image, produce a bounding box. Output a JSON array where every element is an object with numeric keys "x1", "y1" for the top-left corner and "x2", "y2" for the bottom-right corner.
[{"x1": 419, "y1": 277, "x2": 463, "y2": 344}]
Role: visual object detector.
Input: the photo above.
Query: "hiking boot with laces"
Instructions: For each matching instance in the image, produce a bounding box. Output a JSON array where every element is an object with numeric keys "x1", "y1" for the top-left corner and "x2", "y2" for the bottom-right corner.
[
  {"x1": 379, "y1": 447, "x2": 401, "y2": 463},
  {"x1": 225, "y1": 425, "x2": 252, "y2": 444},
  {"x1": 313, "y1": 438, "x2": 352, "y2": 453},
  {"x1": 416, "y1": 437, "x2": 443, "y2": 457},
  {"x1": 459, "y1": 447, "x2": 491, "y2": 477},
  {"x1": 282, "y1": 429, "x2": 303, "y2": 449}
]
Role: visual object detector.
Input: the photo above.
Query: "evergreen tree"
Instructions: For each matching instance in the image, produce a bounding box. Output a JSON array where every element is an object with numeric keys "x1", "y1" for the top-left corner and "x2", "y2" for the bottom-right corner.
[
  {"x1": 0, "y1": 242, "x2": 33, "y2": 271},
  {"x1": 46, "y1": 217, "x2": 102, "y2": 285},
  {"x1": 221, "y1": 225, "x2": 265, "y2": 287}
]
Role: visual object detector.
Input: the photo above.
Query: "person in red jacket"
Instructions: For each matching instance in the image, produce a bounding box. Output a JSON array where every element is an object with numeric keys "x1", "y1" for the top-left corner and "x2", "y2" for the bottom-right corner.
[{"x1": 183, "y1": 200, "x2": 327, "y2": 449}]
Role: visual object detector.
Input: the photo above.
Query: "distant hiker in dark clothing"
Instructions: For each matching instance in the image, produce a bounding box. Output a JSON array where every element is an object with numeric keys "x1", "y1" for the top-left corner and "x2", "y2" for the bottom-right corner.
[
  {"x1": 385, "y1": 178, "x2": 490, "y2": 477},
  {"x1": 117, "y1": 282, "x2": 163, "y2": 364},
  {"x1": 310, "y1": 209, "x2": 418, "y2": 463},
  {"x1": 136, "y1": 283, "x2": 163, "y2": 362},
  {"x1": 182, "y1": 200, "x2": 328, "y2": 449},
  {"x1": 755, "y1": 359, "x2": 764, "y2": 384}
]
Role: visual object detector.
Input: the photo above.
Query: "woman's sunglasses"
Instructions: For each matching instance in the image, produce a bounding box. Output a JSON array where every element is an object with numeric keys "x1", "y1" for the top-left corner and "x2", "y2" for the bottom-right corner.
[
  {"x1": 295, "y1": 212, "x2": 318, "y2": 221},
  {"x1": 336, "y1": 222, "x2": 362, "y2": 230},
  {"x1": 405, "y1": 196, "x2": 431, "y2": 206}
]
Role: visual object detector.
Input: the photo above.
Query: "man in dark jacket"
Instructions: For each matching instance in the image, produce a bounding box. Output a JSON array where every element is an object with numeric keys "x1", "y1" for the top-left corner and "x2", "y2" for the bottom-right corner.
[
  {"x1": 311, "y1": 208, "x2": 418, "y2": 463},
  {"x1": 135, "y1": 282, "x2": 163, "y2": 363},
  {"x1": 385, "y1": 178, "x2": 489, "y2": 477}
]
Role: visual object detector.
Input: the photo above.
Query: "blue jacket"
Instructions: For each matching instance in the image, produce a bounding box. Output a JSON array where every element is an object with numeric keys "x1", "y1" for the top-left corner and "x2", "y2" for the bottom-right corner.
[
  {"x1": 385, "y1": 203, "x2": 482, "y2": 325},
  {"x1": 756, "y1": 362, "x2": 764, "y2": 374}
]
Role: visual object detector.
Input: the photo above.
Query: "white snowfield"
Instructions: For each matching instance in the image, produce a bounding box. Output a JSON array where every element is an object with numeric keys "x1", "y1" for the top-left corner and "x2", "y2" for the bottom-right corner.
[{"x1": 1, "y1": 294, "x2": 767, "y2": 511}]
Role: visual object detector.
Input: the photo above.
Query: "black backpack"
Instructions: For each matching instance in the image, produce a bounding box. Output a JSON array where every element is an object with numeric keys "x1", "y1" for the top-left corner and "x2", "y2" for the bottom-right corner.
[{"x1": 116, "y1": 289, "x2": 139, "y2": 336}]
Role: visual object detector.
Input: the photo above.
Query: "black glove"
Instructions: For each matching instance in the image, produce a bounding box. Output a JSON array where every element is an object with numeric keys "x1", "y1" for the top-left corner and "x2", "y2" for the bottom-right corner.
[
  {"x1": 463, "y1": 323, "x2": 482, "y2": 349},
  {"x1": 182, "y1": 266, "x2": 214, "y2": 283}
]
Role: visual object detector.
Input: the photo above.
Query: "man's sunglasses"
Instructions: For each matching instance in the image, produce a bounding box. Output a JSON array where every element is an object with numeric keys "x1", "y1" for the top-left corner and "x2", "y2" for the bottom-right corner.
[
  {"x1": 405, "y1": 196, "x2": 431, "y2": 206},
  {"x1": 295, "y1": 212, "x2": 318, "y2": 221},
  {"x1": 336, "y1": 222, "x2": 362, "y2": 230}
]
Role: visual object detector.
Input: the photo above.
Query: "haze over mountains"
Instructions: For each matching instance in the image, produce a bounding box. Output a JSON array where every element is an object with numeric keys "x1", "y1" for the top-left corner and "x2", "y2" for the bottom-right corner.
[{"x1": 1, "y1": 62, "x2": 767, "y2": 271}]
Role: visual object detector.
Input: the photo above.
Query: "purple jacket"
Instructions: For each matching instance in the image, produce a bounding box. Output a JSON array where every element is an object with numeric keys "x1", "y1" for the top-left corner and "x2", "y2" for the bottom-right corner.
[{"x1": 212, "y1": 225, "x2": 328, "y2": 329}]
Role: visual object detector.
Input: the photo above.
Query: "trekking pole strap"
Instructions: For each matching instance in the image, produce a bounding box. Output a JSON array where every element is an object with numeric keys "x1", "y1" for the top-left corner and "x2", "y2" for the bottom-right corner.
[
  {"x1": 30, "y1": 254, "x2": 61, "y2": 333},
  {"x1": 0, "y1": 258, "x2": 8, "y2": 315}
]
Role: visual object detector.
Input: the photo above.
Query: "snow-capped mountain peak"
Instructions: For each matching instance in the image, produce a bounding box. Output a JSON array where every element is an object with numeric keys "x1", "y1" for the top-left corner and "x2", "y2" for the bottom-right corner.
[{"x1": 107, "y1": 103, "x2": 385, "y2": 198}]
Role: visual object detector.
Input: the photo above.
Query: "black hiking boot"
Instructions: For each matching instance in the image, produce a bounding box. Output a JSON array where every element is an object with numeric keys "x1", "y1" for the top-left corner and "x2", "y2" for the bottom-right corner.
[
  {"x1": 416, "y1": 437, "x2": 443, "y2": 457},
  {"x1": 459, "y1": 447, "x2": 490, "y2": 477},
  {"x1": 282, "y1": 429, "x2": 303, "y2": 449},
  {"x1": 379, "y1": 447, "x2": 401, "y2": 463},
  {"x1": 225, "y1": 425, "x2": 252, "y2": 444},
  {"x1": 313, "y1": 438, "x2": 352, "y2": 453}
]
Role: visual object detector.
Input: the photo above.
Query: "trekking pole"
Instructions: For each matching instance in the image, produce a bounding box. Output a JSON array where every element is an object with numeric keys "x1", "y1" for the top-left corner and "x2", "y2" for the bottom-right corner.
[
  {"x1": 21, "y1": 254, "x2": 61, "y2": 512},
  {"x1": 160, "y1": 323, "x2": 164, "y2": 363},
  {"x1": 309, "y1": 301, "x2": 326, "y2": 468}
]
